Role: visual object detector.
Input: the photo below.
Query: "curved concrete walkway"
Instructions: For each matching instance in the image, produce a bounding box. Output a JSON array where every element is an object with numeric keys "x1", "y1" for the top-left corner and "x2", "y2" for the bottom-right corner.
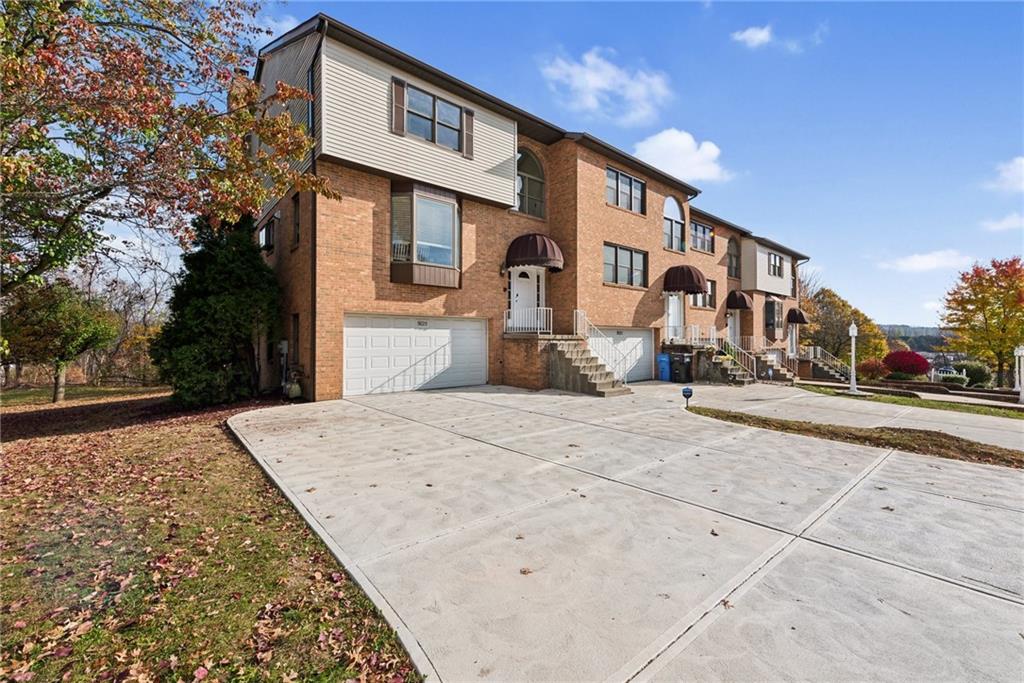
[{"x1": 229, "y1": 383, "x2": 1023, "y2": 682}]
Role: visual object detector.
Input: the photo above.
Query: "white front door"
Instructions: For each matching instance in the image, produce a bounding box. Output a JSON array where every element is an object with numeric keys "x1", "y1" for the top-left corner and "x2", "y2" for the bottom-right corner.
[
  {"x1": 788, "y1": 323, "x2": 798, "y2": 357},
  {"x1": 343, "y1": 315, "x2": 488, "y2": 395},
  {"x1": 508, "y1": 267, "x2": 544, "y2": 331},
  {"x1": 727, "y1": 312, "x2": 739, "y2": 345},
  {"x1": 665, "y1": 294, "x2": 682, "y2": 341},
  {"x1": 593, "y1": 327, "x2": 655, "y2": 382}
]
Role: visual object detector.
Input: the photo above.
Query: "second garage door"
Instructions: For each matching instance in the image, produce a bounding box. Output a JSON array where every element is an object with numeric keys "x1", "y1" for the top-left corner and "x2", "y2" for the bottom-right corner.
[
  {"x1": 591, "y1": 327, "x2": 654, "y2": 383},
  {"x1": 343, "y1": 315, "x2": 487, "y2": 396}
]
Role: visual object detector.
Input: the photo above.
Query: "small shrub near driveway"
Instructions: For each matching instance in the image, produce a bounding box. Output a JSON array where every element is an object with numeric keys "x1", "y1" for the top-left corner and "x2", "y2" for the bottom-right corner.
[
  {"x1": 856, "y1": 358, "x2": 889, "y2": 380},
  {"x1": 883, "y1": 350, "x2": 930, "y2": 376},
  {"x1": 954, "y1": 361, "x2": 993, "y2": 387},
  {"x1": 940, "y1": 375, "x2": 969, "y2": 387}
]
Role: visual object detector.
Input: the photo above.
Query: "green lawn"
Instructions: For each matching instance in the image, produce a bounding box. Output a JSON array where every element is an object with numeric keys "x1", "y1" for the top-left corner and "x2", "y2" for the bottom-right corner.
[
  {"x1": 689, "y1": 406, "x2": 1022, "y2": 469},
  {"x1": 799, "y1": 383, "x2": 1024, "y2": 420},
  {"x1": 1, "y1": 384, "x2": 168, "y2": 407},
  {"x1": 1, "y1": 389, "x2": 418, "y2": 682}
]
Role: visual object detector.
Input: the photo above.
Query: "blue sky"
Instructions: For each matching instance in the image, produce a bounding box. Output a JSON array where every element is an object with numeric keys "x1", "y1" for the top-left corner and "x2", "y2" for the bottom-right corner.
[{"x1": 262, "y1": 1, "x2": 1023, "y2": 326}]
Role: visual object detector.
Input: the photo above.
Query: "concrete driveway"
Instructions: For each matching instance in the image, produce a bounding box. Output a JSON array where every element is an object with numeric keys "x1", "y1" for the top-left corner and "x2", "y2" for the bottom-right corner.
[{"x1": 228, "y1": 383, "x2": 1024, "y2": 682}]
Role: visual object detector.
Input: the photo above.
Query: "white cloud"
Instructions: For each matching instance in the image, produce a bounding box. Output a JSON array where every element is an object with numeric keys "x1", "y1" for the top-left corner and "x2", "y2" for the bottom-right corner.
[
  {"x1": 261, "y1": 14, "x2": 299, "y2": 38},
  {"x1": 981, "y1": 212, "x2": 1024, "y2": 232},
  {"x1": 879, "y1": 249, "x2": 974, "y2": 273},
  {"x1": 731, "y1": 21, "x2": 829, "y2": 54},
  {"x1": 540, "y1": 47, "x2": 671, "y2": 127},
  {"x1": 633, "y1": 128, "x2": 733, "y2": 183},
  {"x1": 985, "y1": 156, "x2": 1024, "y2": 193},
  {"x1": 731, "y1": 25, "x2": 774, "y2": 49},
  {"x1": 922, "y1": 301, "x2": 942, "y2": 312}
]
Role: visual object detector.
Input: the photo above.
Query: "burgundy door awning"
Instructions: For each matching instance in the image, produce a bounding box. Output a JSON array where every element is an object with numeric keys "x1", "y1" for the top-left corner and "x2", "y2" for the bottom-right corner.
[
  {"x1": 726, "y1": 290, "x2": 753, "y2": 310},
  {"x1": 663, "y1": 265, "x2": 707, "y2": 294},
  {"x1": 506, "y1": 233, "x2": 564, "y2": 272},
  {"x1": 787, "y1": 308, "x2": 810, "y2": 325}
]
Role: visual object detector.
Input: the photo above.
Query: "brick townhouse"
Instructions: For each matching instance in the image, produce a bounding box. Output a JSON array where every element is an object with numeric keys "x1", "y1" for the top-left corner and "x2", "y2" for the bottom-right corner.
[{"x1": 253, "y1": 14, "x2": 810, "y2": 400}]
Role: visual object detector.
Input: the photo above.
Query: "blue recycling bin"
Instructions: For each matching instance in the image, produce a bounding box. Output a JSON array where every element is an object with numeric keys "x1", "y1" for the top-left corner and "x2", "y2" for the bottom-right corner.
[{"x1": 657, "y1": 353, "x2": 671, "y2": 381}]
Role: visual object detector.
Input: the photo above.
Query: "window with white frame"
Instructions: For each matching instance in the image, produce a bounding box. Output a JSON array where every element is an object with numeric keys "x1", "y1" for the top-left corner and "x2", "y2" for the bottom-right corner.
[
  {"x1": 764, "y1": 299, "x2": 783, "y2": 332},
  {"x1": 691, "y1": 280, "x2": 717, "y2": 308},
  {"x1": 768, "y1": 252, "x2": 784, "y2": 277},
  {"x1": 605, "y1": 167, "x2": 646, "y2": 214},
  {"x1": 259, "y1": 217, "x2": 276, "y2": 251},
  {"x1": 691, "y1": 221, "x2": 714, "y2": 253},
  {"x1": 663, "y1": 197, "x2": 684, "y2": 251}
]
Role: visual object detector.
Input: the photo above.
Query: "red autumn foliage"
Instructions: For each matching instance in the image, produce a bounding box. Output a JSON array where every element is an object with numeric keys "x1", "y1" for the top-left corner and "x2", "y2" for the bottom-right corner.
[
  {"x1": 856, "y1": 358, "x2": 889, "y2": 380},
  {"x1": 883, "y1": 350, "x2": 930, "y2": 376}
]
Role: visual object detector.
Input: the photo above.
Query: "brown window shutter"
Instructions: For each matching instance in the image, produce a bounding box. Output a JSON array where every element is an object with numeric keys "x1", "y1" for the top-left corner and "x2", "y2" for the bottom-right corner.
[
  {"x1": 391, "y1": 78, "x2": 406, "y2": 136},
  {"x1": 463, "y1": 109, "x2": 474, "y2": 159}
]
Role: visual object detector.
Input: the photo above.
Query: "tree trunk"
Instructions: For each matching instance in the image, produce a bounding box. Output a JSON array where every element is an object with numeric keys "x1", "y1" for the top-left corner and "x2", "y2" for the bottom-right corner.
[
  {"x1": 52, "y1": 364, "x2": 67, "y2": 403},
  {"x1": 15, "y1": 363, "x2": 23, "y2": 387},
  {"x1": 996, "y1": 359, "x2": 1005, "y2": 388}
]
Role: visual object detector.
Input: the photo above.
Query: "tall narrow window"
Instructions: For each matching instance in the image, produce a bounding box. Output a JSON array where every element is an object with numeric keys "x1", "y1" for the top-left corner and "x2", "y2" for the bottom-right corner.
[
  {"x1": 292, "y1": 194, "x2": 300, "y2": 244},
  {"x1": 515, "y1": 149, "x2": 545, "y2": 218},
  {"x1": 290, "y1": 313, "x2": 299, "y2": 363},
  {"x1": 727, "y1": 238, "x2": 740, "y2": 278},
  {"x1": 768, "y1": 252, "x2": 784, "y2": 277},
  {"x1": 663, "y1": 197, "x2": 684, "y2": 251}
]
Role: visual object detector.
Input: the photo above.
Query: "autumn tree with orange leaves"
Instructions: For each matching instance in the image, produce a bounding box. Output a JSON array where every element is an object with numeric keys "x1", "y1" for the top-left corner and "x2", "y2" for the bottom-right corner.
[
  {"x1": 941, "y1": 257, "x2": 1024, "y2": 387},
  {"x1": 0, "y1": 0, "x2": 335, "y2": 291}
]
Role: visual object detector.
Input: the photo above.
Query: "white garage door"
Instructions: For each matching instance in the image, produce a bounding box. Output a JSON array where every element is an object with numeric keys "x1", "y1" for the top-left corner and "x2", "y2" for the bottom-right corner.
[
  {"x1": 592, "y1": 327, "x2": 654, "y2": 383},
  {"x1": 343, "y1": 315, "x2": 488, "y2": 396}
]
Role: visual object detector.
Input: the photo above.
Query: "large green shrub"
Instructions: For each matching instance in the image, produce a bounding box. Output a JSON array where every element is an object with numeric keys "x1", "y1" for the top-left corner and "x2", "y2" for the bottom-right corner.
[
  {"x1": 885, "y1": 371, "x2": 926, "y2": 381},
  {"x1": 150, "y1": 216, "x2": 279, "y2": 408},
  {"x1": 939, "y1": 375, "x2": 969, "y2": 387},
  {"x1": 953, "y1": 361, "x2": 992, "y2": 387}
]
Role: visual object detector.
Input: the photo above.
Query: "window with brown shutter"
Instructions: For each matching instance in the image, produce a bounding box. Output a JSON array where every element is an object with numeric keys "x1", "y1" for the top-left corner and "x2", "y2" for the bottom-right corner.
[
  {"x1": 463, "y1": 109, "x2": 474, "y2": 159},
  {"x1": 391, "y1": 77, "x2": 406, "y2": 136}
]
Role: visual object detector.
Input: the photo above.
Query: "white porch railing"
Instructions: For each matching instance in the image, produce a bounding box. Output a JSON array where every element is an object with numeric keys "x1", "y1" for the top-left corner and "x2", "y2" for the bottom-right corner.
[
  {"x1": 798, "y1": 346, "x2": 851, "y2": 379},
  {"x1": 573, "y1": 309, "x2": 629, "y2": 384},
  {"x1": 504, "y1": 307, "x2": 552, "y2": 334},
  {"x1": 665, "y1": 325, "x2": 718, "y2": 345}
]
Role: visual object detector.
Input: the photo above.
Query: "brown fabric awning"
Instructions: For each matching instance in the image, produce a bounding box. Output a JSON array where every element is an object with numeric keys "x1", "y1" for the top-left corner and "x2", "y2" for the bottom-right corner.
[
  {"x1": 787, "y1": 308, "x2": 810, "y2": 325},
  {"x1": 726, "y1": 290, "x2": 753, "y2": 310},
  {"x1": 505, "y1": 233, "x2": 564, "y2": 272},
  {"x1": 663, "y1": 265, "x2": 707, "y2": 294}
]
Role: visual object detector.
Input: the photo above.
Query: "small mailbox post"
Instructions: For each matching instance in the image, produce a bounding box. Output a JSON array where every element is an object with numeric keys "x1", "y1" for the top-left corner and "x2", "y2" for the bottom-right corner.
[{"x1": 682, "y1": 386, "x2": 693, "y2": 409}]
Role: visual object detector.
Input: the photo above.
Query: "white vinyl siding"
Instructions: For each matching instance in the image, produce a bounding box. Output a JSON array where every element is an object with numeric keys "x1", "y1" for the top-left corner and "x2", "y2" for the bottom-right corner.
[
  {"x1": 321, "y1": 39, "x2": 516, "y2": 205},
  {"x1": 343, "y1": 315, "x2": 487, "y2": 395},
  {"x1": 740, "y1": 239, "x2": 795, "y2": 296},
  {"x1": 256, "y1": 33, "x2": 320, "y2": 216}
]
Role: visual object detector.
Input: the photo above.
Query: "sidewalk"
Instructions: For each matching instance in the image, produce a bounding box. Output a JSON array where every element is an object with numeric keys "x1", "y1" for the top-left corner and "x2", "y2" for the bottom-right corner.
[{"x1": 798, "y1": 379, "x2": 1023, "y2": 411}]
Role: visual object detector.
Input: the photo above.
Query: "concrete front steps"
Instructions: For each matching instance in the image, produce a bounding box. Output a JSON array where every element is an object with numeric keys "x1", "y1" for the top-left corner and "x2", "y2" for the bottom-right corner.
[
  {"x1": 550, "y1": 338, "x2": 632, "y2": 397},
  {"x1": 810, "y1": 360, "x2": 848, "y2": 382},
  {"x1": 753, "y1": 352, "x2": 797, "y2": 384},
  {"x1": 710, "y1": 355, "x2": 755, "y2": 385}
]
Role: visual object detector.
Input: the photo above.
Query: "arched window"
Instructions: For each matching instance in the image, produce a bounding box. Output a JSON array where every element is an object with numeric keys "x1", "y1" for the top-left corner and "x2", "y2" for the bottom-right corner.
[
  {"x1": 516, "y1": 149, "x2": 545, "y2": 218},
  {"x1": 727, "y1": 238, "x2": 740, "y2": 278},
  {"x1": 663, "y1": 197, "x2": 684, "y2": 251}
]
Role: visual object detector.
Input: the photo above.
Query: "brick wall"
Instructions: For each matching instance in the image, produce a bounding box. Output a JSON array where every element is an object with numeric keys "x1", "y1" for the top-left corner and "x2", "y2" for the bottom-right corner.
[{"x1": 501, "y1": 337, "x2": 550, "y2": 391}]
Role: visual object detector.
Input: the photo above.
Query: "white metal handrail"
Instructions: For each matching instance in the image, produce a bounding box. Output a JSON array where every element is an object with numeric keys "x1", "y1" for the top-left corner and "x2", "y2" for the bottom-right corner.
[
  {"x1": 717, "y1": 337, "x2": 757, "y2": 380},
  {"x1": 573, "y1": 309, "x2": 629, "y2": 385},
  {"x1": 504, "y1": 307, "x2": 552, "y2": 334},
  {"x1": 799, "y1": 346, "x2": 851, "y2": 379}
]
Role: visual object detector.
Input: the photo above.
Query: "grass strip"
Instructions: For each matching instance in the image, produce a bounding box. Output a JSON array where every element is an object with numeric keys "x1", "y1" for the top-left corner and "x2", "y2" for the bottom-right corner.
[
  {"x1": 689, "y1": 406, "x2": 1022, "y2": 469},
  {"x1": 799, "y1": 383, "x2": 1024, "y2": 420}
]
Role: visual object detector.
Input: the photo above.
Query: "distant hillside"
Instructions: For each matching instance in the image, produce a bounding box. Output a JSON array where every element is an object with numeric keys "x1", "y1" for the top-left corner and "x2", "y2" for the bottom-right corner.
[{"x1": 880, "y1": 325, "x2": 948, "y2": 352}]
